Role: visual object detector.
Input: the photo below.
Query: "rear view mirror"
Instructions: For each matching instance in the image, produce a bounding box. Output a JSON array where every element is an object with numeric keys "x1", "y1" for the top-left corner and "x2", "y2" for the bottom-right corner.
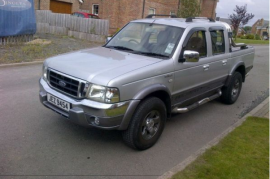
[{"x1": 183, "y1": 50, "x2": 200, "y2": 62}]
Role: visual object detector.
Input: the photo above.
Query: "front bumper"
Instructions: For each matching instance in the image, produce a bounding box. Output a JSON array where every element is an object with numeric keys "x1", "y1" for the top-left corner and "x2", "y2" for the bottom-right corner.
[{"x1": 39, "y1": 78, "x2": 131, "y2": 130}]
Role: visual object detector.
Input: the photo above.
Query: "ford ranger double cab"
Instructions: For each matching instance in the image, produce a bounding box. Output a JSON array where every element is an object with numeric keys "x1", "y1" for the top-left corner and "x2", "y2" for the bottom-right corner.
[{"x1": 39, "y1": 16, "x2": 254, "y2": 150}]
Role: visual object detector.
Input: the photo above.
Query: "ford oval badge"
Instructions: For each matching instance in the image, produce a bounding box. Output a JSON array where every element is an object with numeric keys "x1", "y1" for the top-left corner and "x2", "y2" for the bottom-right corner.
[{"x1": 59, "y1": 80, "x2": 66, "y2": 87}]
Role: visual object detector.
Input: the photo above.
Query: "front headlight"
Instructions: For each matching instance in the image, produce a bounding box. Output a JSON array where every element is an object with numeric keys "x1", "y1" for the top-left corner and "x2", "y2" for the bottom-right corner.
[
  {"x1": 87, "y1": 84, "x2": 120, "y2": 103},
  {"x1": 42, "y1": 64, "x2": 48, "y2": 81},
  {"x1": 88, "y1": 84, "x2": 106, "y2": 103},
  {"x1": 105, "y1": 87, "x2": 120, "y2": 103}
]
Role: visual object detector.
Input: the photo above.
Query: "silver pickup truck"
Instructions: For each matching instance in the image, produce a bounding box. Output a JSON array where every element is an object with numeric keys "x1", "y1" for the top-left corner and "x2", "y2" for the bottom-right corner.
[{"x1": 39, "y1": 16, "x2": 254, "y2": 150}]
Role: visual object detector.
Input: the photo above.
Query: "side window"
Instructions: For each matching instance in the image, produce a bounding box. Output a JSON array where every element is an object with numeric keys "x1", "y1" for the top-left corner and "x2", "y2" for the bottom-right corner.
[
  {"x1": 72, "y1": 13, "x2": 79, "y2": 17},
  {"x1": 78, "y1": 13, "x2": 84, "y2": 18},
  {"x1": 185, "y1": 31, "x2": 207, "y2": 57},
  {"x1": 210, "y1": 30, "x2": 225, "y2": 55},
  {"x1": 89, "y1": 15, "x2": 98, "y2": 19}
]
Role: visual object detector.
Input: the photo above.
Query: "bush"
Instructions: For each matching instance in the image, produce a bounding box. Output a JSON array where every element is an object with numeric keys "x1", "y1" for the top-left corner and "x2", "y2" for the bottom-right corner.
[
  {"x1": 246, "y1": 34, "x2": 254, "y2": 39},
  {"x1": 255, "y1": 34, "x2": 261, "y2": 40},
  {"x1": 240, "y1": 35, "x2": 247, "y2": 39}
]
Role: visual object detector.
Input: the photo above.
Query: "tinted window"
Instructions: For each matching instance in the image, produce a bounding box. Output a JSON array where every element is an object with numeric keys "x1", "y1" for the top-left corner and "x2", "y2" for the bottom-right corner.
[
  {"x1": 72, "y1": 13, "x2": 79, "y2": 17},
  {"x1": 210, "y1": 30, "x2": 225, "y2": 54},
  {"x1": 78, "y1": 13, "x2": 85, "y2": 18},
  {"x1": 185, "y1": 31, "x2": 207, "y2": 57},
  {"x1": 73, "y1": 13, "x2": 84, "y2": 18}
]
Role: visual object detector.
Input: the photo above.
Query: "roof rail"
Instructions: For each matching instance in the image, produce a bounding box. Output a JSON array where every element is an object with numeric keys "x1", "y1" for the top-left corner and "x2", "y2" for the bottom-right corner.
[
  {"x1": 146, "y1": 14, "x2": 177, "y2": 18},
  {"x1": 186, "y1": 17, "x2": 215, "y2": 22}
]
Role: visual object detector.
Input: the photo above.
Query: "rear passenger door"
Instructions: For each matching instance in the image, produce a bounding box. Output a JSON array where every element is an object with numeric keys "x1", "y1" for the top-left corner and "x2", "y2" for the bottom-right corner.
[
  {"x1": 207, "y1": 27, "x2": 231, "y2": 83},
  {"x1": 172, "y1": 27, "x2": 229, "y2": 107}
]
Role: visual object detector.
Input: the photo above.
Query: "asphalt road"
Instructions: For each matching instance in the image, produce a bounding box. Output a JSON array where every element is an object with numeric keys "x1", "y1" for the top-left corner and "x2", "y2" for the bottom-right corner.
[{"x1": 0, "y1": 46, "x2": 269, "y2": 179}]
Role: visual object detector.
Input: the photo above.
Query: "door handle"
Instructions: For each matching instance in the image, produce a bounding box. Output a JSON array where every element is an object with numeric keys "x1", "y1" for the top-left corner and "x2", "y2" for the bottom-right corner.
[
  {"x1": 222, "y1": 60, "x2": 227, "y2": 66},
  {"x1": 203, "y1": 65, "x2": 210, "y2": 71}
]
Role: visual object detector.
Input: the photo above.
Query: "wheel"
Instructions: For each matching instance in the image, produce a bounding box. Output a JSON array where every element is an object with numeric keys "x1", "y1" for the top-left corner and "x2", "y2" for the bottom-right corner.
[
  {"x1": 221, "y1": 72, "x2": 242, "y2": 104},
  {"x1": 122, "y1": 97, "x2": 166, "y2": 150}
]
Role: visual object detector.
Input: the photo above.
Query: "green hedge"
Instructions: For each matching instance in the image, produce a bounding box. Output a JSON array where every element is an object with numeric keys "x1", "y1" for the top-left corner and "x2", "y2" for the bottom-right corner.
[{"x1": 237, "y1": 34, "x2": 261, "y2": 40}]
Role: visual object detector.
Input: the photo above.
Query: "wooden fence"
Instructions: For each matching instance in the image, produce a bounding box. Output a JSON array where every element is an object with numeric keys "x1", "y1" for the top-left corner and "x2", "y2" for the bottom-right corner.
[{"x1": 36, "y1": 10, "x2": 109, "y2": 43}]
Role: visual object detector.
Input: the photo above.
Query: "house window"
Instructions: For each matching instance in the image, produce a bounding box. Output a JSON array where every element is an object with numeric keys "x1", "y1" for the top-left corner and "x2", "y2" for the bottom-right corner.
[
  {"x1": 149, "y1": 8, "x2": 156, "y2": 15},
  {"x1": 170, "y1": 11, "x2": 176, "y2": 16},
  {"x1": 92, "y1": 4, "x2": 99, "y2": 15}
]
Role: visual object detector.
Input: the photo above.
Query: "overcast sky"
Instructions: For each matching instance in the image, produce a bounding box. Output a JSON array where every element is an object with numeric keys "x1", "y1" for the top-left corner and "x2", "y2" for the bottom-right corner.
[{"x1": 216, "y1": 0, "x2": 269, "y2": 26}]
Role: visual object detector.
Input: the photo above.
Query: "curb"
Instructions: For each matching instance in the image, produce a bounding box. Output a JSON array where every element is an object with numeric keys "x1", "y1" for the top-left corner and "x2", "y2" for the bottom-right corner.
[
  {"x1": 158, "y1": 97, "x2": 269, "y2": 179},
  {"x1": 0, "y1": 60, "x2": 44, "y2": 68}
]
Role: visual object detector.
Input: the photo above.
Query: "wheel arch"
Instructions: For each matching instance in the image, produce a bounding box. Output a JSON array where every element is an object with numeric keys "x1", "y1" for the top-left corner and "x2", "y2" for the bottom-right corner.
[
  {"x1": 225, "y1": 62, "x2": 246, "y2": 87},
  {"x1": 231, "y1": 62, "x2": 246, "y2": 82},
  {"x1": 118, "y1": 84, "x2": 171, "y2": 130}
]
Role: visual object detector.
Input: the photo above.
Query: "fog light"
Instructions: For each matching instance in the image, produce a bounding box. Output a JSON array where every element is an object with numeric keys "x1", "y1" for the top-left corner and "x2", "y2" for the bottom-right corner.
[{"x1": 94, "y1": 117, "x2": 100, "y2": 125}]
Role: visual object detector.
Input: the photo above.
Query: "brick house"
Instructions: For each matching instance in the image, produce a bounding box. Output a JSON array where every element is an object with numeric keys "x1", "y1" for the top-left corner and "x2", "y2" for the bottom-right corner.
[
  {"x1": 251, "y1": 19, "x2": 269, "y2": 39},
  {"x1": 80, "y1": 0, "x2": 219, "y2": 34},
  {"x1": 34, "y1": 0, "x2": 80, "y2": 14}
]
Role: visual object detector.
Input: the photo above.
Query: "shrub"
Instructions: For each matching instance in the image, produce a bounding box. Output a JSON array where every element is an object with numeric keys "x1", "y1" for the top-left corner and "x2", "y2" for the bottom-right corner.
[
  {"x1": 246, "y1": 34, "x2": 254, "y2": 39},
  {"x1": 255, "y1": 34, "x2": 261, "y2": 40},
  {"x1": 240, "y1": 35, "x2": 247, "y2": 39},
  {"x1": 237, "y1": 34, "x2": 242, "y2": 38}
]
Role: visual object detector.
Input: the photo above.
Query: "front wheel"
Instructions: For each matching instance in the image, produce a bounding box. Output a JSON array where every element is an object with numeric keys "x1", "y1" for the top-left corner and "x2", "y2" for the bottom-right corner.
[
  {"x1": 221, "y1": 72, "x2": 243, "y2": 104},
  {"x1": 122, "y1": 97, "x2": 166, "y2": 150}
]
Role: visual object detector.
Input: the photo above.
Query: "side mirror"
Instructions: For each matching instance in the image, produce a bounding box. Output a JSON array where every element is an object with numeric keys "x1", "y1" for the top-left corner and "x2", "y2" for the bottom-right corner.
[
  {"x1": 183, "y1": 50, "x2": 200, "y2": 63},
  {"x1": 106, "y1": 37, "x2": 112, "y2": 43}
]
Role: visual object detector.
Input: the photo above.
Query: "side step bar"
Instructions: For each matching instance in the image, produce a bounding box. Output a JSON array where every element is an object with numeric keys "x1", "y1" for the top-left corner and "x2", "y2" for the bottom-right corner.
[{"x1": 172, "y1": 90, "x2": 222, "y2": 114}]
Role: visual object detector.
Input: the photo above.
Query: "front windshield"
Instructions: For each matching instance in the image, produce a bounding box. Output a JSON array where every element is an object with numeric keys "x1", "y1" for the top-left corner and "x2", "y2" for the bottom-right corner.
[{"x1": 105, "y1": 22, "x2": 184, "y2": 58}]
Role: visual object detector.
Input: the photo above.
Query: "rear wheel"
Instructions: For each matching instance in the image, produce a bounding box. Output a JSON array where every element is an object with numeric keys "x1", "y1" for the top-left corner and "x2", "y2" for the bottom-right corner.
[
  {"x1": 221, "y1": 72, "x2": 242, "y2": 104},
  {"x1": 122, "y1": 97, "x2": 166, "y2": 150}
]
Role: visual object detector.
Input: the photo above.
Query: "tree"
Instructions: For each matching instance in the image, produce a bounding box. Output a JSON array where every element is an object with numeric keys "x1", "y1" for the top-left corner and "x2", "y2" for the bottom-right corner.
[
  {"x1": 244, "y1": 26, "x2": 252, "y2": 32},
  {"x1": 229, "y1": 5, "x2": 254, "y2": 38},
  {"x1": 178, "y1": 0, "x2": 201, "y2": 18}
]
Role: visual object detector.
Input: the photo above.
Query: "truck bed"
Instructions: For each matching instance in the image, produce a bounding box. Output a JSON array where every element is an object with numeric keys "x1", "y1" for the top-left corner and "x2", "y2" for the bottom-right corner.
[{"x1": 230, "y1": 46, "x2": 255, "y2": 71}]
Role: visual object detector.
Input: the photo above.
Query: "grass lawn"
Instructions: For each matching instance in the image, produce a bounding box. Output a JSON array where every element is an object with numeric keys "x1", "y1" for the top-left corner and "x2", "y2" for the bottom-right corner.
[
  {"x1": 235, "y1": 39, "x2": 269, "y2": 45},
  {"x1": 171, "y1": 117, "x2": 269, "y2": 179}
]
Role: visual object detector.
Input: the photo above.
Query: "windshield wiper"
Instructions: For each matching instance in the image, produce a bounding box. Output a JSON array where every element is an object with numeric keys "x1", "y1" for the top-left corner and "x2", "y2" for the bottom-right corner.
[
  {"x1": 134, "y1": 52, "x2": 169, "y2": 58},
  {"x1": 106, "y1": 46, "x2": 134, "y2": 52}
]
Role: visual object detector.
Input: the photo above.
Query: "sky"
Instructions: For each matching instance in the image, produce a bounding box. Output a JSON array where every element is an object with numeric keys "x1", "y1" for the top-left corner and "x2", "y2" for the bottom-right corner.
[{"x1": 216, "y1": 0, "x2": 269, "y2": 26}]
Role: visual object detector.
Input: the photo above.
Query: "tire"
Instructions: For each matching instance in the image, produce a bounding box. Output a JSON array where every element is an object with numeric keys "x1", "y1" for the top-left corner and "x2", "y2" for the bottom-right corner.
[
  {"x1": 122, "y1": 97, "x2": 167, "y2": 150},
  {"x1": 221, "y1": 72, "x2": 242, "y2": 104}
]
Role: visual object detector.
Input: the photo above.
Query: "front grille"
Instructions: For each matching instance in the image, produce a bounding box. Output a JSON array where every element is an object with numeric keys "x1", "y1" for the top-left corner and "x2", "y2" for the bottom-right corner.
[{"x1": 48, "y1": 69, "x2": 86, "y2": 98}]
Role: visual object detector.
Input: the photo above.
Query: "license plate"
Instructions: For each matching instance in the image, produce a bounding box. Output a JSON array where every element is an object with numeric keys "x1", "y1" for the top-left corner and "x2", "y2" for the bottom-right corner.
[{"x1": 47, "y1": 93, "x2": 70, "y2": 112}]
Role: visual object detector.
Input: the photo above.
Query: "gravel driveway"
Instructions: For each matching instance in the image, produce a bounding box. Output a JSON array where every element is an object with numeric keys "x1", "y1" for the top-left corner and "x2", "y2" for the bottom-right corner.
[{"x1": 0, "y1": 33, "x2": 102, "y2": 64}]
